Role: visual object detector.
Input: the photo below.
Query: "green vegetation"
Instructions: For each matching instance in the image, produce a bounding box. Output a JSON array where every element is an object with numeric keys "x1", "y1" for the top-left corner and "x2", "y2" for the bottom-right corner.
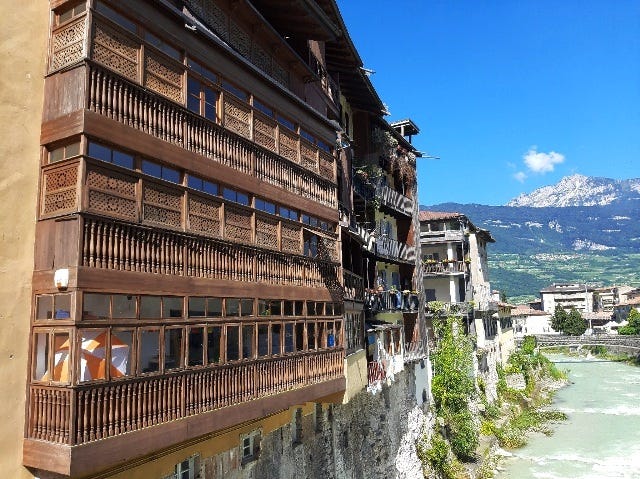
[
  {"x1": 416, "y1": 431, "x2": 462, "y2": 479},
  {"x1": 618, "y1": 309, "x2": 640, "y2": 335},
  {"x1": 551, "y1": 306, "x2": 587, "y2": 335},
  {"x1": 482, "y1": 336, "x2": 568, "y2": 451}
]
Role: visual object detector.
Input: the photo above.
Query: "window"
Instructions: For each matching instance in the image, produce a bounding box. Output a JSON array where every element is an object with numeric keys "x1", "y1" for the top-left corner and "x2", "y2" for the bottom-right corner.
[
  {"x1": 79, "y1": 329, "x2": 109, "y2": 382},
  {"x1": 142, "y1": 160, "x2": 180, "y2": 184},
  {"x1": 187, "y1": 175, "x2": 218, "y2": 195},
  {"x1": 112, "y1": 329, "x2": 134, "y2": 377},
  {"x1": 279, "y1": 206, "x2": 299, "y2": 221},
  {"x1": 113, "y1": 295, "x2": 136, "y2": 318},
  {"x1": 307, "y1": 322, "x2": 317, "y2": 349},
  {"x1": 139, "y1": 328, "x2": 160, "y2": 373},
  {"x1": 271, "y1": 323, "x2": 282, "y2": 355},
  {"x1": 223, "y1": 187, "x2": 249, "y2": 205},
  {"x1": 187, "y1": 58, "x2": 218, "y2": 83},
  {"x1": 187, "y1": 76, "x2": 218, "y2": 121},
  {"x1": 253, "y1": 98, "x2": 273, "y2": 117},
  {"x1": 95, "y1": 1, "x2": 136, "y2": 33},
  {"x1": 317, "y1": 140, "x2": 332, "y2": 153},
  {"x1": 277, "y1": 114, "x2": 296, "y2": 131},
  {"x1": 222, "y1": 81, "x2": 248, "y2": 101},
  {"x1": 226, "y1": 325, "x2": 240, "y2": 361},
  {"x1": 257, "y1": 324, "x2": 269, "y2": 356},
  {"x1": 206, "y1": 325, "x2": 222, "y2": 364},
  {"x1": 87, "y1": 141, "x2": 134, "y2": 169},
  {"x1": 48, "y1": 141, "x2": 80, "y2": 163},
  {"x1": 284, "y1": 323, "x2": 294, "y2": 353},
  {"x1": 164, "y1": 328, "x2": 183, "y2": 370},
  {"x1": 302, "y1": 214, "x2": 318, "y2": 228},
  {"x1": 240, "y1": 431, "x2": 261, "y2": 463},
  {"x1": 300, "y1": 129, "x2": 315, "y2": 144},
  {"x1": 187, "y1": 327, "x2": 204, "y2": 366},
  {"x1": 36, "y1": 293, "x2": 72, "y2": 320},
  {"x1": 295, "y1": 323, "x2": 305, "y2": 351},
  {"x1": 56, "y1": 2, "x2": 86, "y2": 25},
  {"x1": 172, "y1": 455, "x2": 198, "y2": 479},
  {"x1": 242, "y1": 324, "x2": 254, "y2": 359},
  {"x1": 255, "y1": 198, "x2": 276, "y2": 215},
  {"x1": 144, "y1": 31, "x2": 181, "y2": 60},
  {"x1": 139, "y1": 296, "x2": 183, "y2": 319},
  {"x1": 32, "y1": 330, "x2": 71, "y2": 383},
  {"x1": 303, "y1": 232, "x2": 318, "y2": 258}
]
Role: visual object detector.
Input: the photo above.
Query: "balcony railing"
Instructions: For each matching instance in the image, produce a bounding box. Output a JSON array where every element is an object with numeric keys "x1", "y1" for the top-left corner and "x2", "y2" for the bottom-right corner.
[
  {"x1": 343, "y1": 270, "x2": 365, "y2": 302},
  {"x1": 27, "y1": 349, "x2": 343, "y2": 446},
  {"x1": 307, "y1": 49, "x2": 340, "y2": 108},
  {"x1": 366, "y1": 290, "x2": 420, "y2": 314},
  {"x1": 80, "y1": 215, "x2": 338, "y2": 288},
  {"x1": 86, "y1": 62, "x2": 336, "y2": 208},
  {"x1": 376, "y1": 184, "x2": 413, "y2": 217},
  {"x1": 375, "y1": 236, "x2": 416, "y2": 263},
  {"x1": 422, "y1": 260, "x2": 469, "y2": 275}
]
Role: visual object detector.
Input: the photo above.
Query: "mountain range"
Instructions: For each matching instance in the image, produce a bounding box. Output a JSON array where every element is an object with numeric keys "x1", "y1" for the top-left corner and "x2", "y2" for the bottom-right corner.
[{"x1": 422, "y1": 174, "x2": 640, "y2": 303}]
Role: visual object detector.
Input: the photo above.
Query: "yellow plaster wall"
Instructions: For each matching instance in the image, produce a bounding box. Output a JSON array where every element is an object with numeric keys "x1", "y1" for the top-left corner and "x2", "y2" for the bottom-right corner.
[
  {"x1": 343, "y1": 350, "x2": 367, "y2": 402},
  {"x1": 0, "y1": 2, "x2": 49, "y2": 478}
]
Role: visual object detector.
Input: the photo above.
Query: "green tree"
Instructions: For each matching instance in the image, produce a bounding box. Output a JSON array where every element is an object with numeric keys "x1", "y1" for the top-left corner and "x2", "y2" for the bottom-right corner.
[
  {"x1": 619, "y1": 309, "x2": 640, "y2": 335},
  {"x1": 563, "y1": 308, "x2": 587, "y2": 336},
  {"x1": 551, "y1": 305, "x2": 568, "y2": 333}
]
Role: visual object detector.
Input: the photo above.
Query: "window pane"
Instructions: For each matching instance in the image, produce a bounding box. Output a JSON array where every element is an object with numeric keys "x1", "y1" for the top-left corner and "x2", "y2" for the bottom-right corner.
[
  {"x1": 317, "y1": 321, "x2": 325, "y2": 348},
  {"x1": 140, "y1": 296, "x2": 161, "y2": 319},
  {"x1": 162, "y1": 166, "x2": 180, "y2": 184},
  {"x1": 242, "y1": 325, "x2": 254, "y2": 359},
  {"x1": 112, "y1": 294, "x2": 136, "y2": 318},
  {"x1": 188, "y1": 297, "x2": 206, "y2": 317},
  {"x1": 187, "y1": 327, "x2": 204, "y2": 366},
  {"x1": 206, "y1": 325, "x2": 221, "y2": 364},
  {"x1": 79, "y1": 329, "x2": 108, "y2": 382},
  {"x1": 307, "y1": 323, "x2": 316, "y2": 350},
  {"x1": 269, "y1": 300, "x2": 281, "y2": 316},
  {"x1": 295, "y1": 323, "x2": 305, "y2": 351},
  {"x1": 52, "y1": 332, "x2": 70, "y2": 382},
  {"x1": 284, "y1": 323, "x2": 294, "y2": 353},
  {"x1": 271, "y1": 324, "x2": 281, "y2": 355},
  {"x1": 112, "y1": 150, "x2": 134, "y2": 169},
  {"x1": 142, "y1": 160, "x2": 162, "y2": 178},
  {"x1": 300, "y1": 129, "x2": 314, "y2": 143},
  {"x1": 306, "y1": 301, "x2": 316, "y2": 316},
  {"x1": 112, "y1": 329, "x2": 133, "y2": 376},
  {"x1": 223, "y1": 188, "x2": 236, "y2": 202},
  {"x1": 164, "y1": 328, "x2": 183, "y2": 370},
  {"x1": 257, "y1": 325, "x2": 268, "y2": 356},
  {"x1": 295, "y1": 301, "x2": 304, "y2": 316},
  {"x1": 188, "y1": 175, "x2": 203, "y2": 190},
  {"x1": 187, "y1": 95, "x2": 200, "y2": 114},
  {"x1": 226, "y1": 325, "x2": 239, "y2": 361},
  {"x1": 226, "y1": 298, "x2": 240, "y2": 316},
  {"x1": 163, "y1": 297, "x2": 183, "y2": 318},
  {"x1": 241, "y1": 299, "x2": 254, "y2": 317},
  {"x1": 66, "y1": 142, "x2": 80, "y2": 157},
  {"x1": 36, "y1": 296, "x2": 53, "y2": 320},
  {"x1": 83, "y1": 293, "x2": 110, "y2": 319},
  {"x1": 139, "y1": 329, "x2": 160, "y2": 373},
  {"x1": 277, "y1": 115, "x2": 295, "y2": 131},
  {"x1": 222, "y1": 81, "x2": 248, "y2": 101},
  {"x1": 204, "y1": 102, "x2": 216, "y2": 121},
  {"x1": 207, "y1": 298, "x2": 222, "y2": 317},
  {"x1": 59, "y1": 294, "x2": 80, "y2": 321},
  {"x1": 283, "y1": 301, "x2": 294, "y2": 316},
  {"x1": 50, "y1": 147, "x2": 64, "y2": 163},
  {"x1": 253, "y1": 99, "x2": 273, "y2": 118},
  {"x1": 203, "y1": 180, "x2": 218, "y2": 195},
  {"x1": 236, "y1": 192, "x2": 249, "y2": 205},
  {"x1": 96, "y1": 2, "x2": 136, "y2": 33},
  {"x1": 335, "y1": 321, "x2": 342, "y2": 347},
  {"x1": 88, "y1": 142, "x2": 111, "y2": 162},
  {"x1": 33, "y1": 332, "x2": 49, "y2": 380}
]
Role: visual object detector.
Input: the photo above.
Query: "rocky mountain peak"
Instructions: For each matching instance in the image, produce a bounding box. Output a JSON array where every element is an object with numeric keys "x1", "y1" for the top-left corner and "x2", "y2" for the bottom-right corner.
[{"x1": 506, "y1": 174, "x2": 640, "y2": 207}]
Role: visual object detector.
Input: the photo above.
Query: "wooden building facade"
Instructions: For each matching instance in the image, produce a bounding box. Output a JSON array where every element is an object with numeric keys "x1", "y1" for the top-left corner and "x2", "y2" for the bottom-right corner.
[{"x1": 17, "y1": 1, "x2": 425, "y2": 477}]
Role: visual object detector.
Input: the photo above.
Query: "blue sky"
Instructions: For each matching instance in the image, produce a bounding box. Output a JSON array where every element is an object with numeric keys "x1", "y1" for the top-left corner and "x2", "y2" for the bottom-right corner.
[{"x1": 337, "y1": 0, "x2": 640, "y2": 206}]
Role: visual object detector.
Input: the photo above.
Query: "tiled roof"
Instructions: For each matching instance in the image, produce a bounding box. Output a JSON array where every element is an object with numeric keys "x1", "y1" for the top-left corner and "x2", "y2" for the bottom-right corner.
[{"x1": 418, "y1": 211, "x2": 463, "y2": 222}]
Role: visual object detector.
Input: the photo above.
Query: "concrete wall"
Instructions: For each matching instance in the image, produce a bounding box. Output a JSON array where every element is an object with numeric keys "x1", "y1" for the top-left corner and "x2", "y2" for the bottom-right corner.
[{"x1": 0, "y1": 2, "x2": 49, "y2": 478}]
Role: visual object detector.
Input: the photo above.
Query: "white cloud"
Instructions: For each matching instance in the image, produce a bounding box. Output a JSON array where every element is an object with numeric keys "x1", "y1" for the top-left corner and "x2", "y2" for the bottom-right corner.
[
  {"x1": 513, "y1": 171, "x2": 527, "y2": 182},
  {"x1": 523, "y1": 147, "x2": 565, "y2": 173}
]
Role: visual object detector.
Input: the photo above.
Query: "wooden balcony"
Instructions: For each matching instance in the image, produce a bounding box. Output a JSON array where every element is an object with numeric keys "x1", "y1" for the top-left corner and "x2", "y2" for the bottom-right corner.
[
  {"x1": 375, "y1": 236, "x2": 416, "y2": 264},
  {"x1": 24, "y1": 349, "x2": 344, "y2": 477},
  {"x1": 422, "y1": 260, "x2": 469, "y2": 276},
  {"x1": 85, "y1": 62, "x2": 336, "y2": 207},
  {"x1": 376, "y1": 184, "x2": 413, "y2": 217}
]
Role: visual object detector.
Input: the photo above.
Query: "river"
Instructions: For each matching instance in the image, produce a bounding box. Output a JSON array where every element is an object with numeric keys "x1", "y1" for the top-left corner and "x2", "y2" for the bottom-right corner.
[{"x1": 496, "y1": 355, "x2": 640, "y2": 479}]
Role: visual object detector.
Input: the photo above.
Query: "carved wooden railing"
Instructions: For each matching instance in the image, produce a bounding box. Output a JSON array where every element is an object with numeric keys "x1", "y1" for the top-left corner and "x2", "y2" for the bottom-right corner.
[
  {"x1": 422, "y1": 260, "x2": 469, "y2": 275},
  {"x1": 86, "y1": 63, "x2": 336, "y2": 207},
  {"x1": 81, "y1": 215, "x2": 338, "y2": 288},
  {"x1": 376, "y1": 184, "x2": 413, "y2": 217},
  {"x1": 28, "y1": 349, "x2": 344, "y2": 445},
  {"x1": 343, "y1": 270, "x2": 365, "y2": 302},
  {"x1": 375, "y1": 236, "x2": 416, "y2": 263}
]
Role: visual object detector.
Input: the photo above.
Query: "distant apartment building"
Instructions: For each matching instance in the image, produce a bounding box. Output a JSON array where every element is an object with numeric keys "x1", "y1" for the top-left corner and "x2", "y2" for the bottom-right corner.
[
  {"x1": 511, "y1": 304, "x2": 554, "y2": 336},
  {"x1": 540, "y1": 283, "x2": 595, "y2": 315},
  {"x1": 0, "y1": 1, "x2": 427, "y2": 478},
  {"x1": 594, "y1": 285, "x2": 635, "y2": 312}
]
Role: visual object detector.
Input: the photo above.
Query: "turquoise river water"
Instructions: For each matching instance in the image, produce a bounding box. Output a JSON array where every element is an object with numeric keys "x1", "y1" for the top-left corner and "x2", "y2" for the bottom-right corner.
[{"x1": 496, "y1": 355, "x2": 640, "y2": 479}]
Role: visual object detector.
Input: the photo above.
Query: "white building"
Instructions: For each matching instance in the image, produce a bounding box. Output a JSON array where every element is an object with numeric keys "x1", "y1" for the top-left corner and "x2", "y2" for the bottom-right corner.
[{"x1": 540, "y1": 283, "x2": 595, "y2": 314}]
